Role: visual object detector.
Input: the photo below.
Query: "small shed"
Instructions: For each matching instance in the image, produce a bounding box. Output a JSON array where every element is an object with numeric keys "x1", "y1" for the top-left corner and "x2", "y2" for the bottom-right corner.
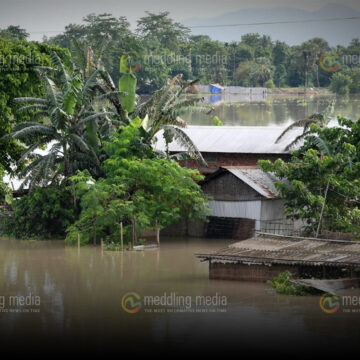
[
  {"x1": 196, "y1": 233, "x2": 360, "y2": 282},
  {"x1": 200, "y1": 166, "x2": 293, "y2": 239}
]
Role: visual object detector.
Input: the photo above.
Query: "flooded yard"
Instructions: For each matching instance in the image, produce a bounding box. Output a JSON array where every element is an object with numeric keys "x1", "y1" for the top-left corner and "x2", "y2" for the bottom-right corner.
[{"x1": 0, "y1": 236, "x2": 359, "y2": 355}]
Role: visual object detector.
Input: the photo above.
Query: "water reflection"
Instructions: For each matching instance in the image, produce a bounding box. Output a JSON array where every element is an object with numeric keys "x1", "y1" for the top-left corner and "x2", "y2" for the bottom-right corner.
[
  {"x1": 184, "y1": 95, "x2": 360, "y2": 127},
  {"x1": 0, "y1": 237, "x2": 359, "y2": 354}
]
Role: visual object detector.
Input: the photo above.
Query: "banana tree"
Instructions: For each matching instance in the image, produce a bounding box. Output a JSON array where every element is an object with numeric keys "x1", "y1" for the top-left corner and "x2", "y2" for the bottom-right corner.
[
  {"x1": 134, "y1": 74, "x2": 212, "y2": 165},
  {"x1": 6, "y1": 51, "x2": 124, "y2": 190}
]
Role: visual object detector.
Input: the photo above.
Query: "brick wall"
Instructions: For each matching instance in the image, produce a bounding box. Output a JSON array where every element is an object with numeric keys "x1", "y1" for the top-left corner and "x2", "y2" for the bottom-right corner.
[
  {"x1": 209, "y1": 262, "x2": 299, "y2": 282},
  {"x1": 179, "y1": 153, "x2": 290, "y2": 173}
]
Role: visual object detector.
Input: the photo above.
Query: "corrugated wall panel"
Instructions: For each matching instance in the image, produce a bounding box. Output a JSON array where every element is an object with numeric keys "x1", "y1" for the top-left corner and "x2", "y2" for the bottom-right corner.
[{"x1": 208, "y1": 200, "x2": 261, "y2": 218}]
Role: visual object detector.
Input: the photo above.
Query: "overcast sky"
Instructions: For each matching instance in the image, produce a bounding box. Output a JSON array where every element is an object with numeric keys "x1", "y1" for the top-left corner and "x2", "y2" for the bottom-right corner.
[{"x1": 0, "y1": 0, "x2": 360, "y2": 41}]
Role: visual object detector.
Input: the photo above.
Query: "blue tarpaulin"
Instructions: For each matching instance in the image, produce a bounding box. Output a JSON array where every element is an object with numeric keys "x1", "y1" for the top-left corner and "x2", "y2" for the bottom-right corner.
[{"x1": 209, "y1": 84, "x2": 223, "y2": 94}]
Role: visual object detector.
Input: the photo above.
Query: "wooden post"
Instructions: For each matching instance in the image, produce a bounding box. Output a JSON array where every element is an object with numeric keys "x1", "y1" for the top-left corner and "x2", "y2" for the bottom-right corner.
[
  {"x1": 93, "y1": 223, "x2": 97, "y2": 246},
  {"x1": 155, "y1": 220, "x2": 160, "y2": 245},
  {"x1": 77, "y1": 233, "x2": 80, "y2": 258},
  {"x1": 120, "y1": 222, "x2": 123, "y2": 251},
  {"x1": 101, "y1": 238, "x2": 104, "y2": 256},
  {"x1": 132, "y1": 217, "x2": 137, "y2": 247}
]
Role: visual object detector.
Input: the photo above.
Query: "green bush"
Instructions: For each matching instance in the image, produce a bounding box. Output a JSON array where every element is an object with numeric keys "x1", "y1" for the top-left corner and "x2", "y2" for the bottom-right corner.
[
  {"x1": 4, "y1": 186, "x2": 76, "y2": 239},
  {"x1": 264, "y1": 79, "x2": 275, "y2": 89},
  {"x1": 270, "y1": 271, "x2": 308, "y2": 296},
  {"x1": 329, "y1": 72, "x2": 352, "y2": 96}
]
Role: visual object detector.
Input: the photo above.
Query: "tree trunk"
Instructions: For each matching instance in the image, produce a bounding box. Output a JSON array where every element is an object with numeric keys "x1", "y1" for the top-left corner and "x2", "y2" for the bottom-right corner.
[
  {"x1": 316, "y1": 65, "x2": 320, "y2": 88},
  {"x1": 316, "y1": 178, "x2": 330, "y2": 238}
]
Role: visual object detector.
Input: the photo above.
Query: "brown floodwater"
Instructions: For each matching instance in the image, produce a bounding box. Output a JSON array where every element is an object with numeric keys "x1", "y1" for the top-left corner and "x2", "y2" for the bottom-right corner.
[
  {"x1": 183, "y1": 95, "x2": 360, "y2": 126},
  {"x1": 0, "y1": 236, "x2": 359, "y2": 355}
]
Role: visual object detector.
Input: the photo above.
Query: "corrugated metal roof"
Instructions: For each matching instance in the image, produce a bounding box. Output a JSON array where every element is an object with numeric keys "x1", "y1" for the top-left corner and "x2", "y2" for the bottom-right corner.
[
  {"x1": 225, "y1": 167, "x2": 281, "y2": 199},
  {"x1": 196, "y1": 233, "x2": 360, "y2": 268},
  {"x1": 154, "y1": 126, "x2": 304, "y2": 154},
  {"x1": 202, "y1": 166, "x2": 285, "y2": 199}
]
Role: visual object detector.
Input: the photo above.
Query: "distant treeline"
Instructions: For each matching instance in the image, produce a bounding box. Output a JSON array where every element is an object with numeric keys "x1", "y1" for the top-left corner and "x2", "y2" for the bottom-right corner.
[{"x1": 1, "y1": 12, "x2": 360, "y2": 94}]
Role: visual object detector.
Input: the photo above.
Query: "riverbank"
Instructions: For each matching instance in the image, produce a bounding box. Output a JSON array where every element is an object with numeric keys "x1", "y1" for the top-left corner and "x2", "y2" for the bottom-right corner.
[{"x1": 268, "y1": 87, "x2": 332, "y2": 98}]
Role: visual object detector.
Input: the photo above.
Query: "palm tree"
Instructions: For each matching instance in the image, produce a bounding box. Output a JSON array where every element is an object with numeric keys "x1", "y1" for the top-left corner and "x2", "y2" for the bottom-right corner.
[
  {"x1": 134, "y1": 74, "x2": 212, "y2": 165},
  {"x1": 7, "y1": 51, "x2": 124, "y2": 190},
  {"x1": 275, "y1": 99, "x2": 335, "y2": 151}
]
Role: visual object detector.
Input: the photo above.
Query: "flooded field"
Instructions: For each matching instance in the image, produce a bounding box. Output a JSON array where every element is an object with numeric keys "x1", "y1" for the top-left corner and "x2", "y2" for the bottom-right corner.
[
  {"x1": 0, "y1": 236, "x2": 359, "y2": 355},
  {"x1": 183, "y1": 95, "x2": 360, "y2": 127}
]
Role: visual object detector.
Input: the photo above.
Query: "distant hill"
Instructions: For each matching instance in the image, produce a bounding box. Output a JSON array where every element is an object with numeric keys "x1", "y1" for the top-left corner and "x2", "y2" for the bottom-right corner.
[{"x1": 184, "y1": 3, "x2": 360, "y2": 46}]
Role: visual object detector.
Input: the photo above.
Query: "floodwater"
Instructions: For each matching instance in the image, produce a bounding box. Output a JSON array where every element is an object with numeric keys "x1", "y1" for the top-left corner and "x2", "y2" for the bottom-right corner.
[
  {"x1": 184, "y1": 95, "x2": 360, "y2": 126},
  {"x1": 0, "y1": 236, "x2": 359, "y2": 355}
]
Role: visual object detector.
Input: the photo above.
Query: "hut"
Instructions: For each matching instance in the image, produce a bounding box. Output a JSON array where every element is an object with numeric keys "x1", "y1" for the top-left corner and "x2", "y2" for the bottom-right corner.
[
  {"x1": 196, "y1": 232, "x2": 360, "y2": 282},
  {"x1": 162, "y1": 165, "x2": 298, "y2": 239},
  {"x1": 199, "y1": 166, "x2": 296, "y2": 239}
]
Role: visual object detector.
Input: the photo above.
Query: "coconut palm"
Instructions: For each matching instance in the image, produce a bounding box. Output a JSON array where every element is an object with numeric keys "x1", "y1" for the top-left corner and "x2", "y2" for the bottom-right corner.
[
  {"x1": 7, "y1": 51, "x2": 124, "y2": 191},
  {"x1": 134, "y1": 74, "x2": 212, "y2": 165},
  {"x1": 275, "y1": 99, "x2": 335, "y2": 151}
]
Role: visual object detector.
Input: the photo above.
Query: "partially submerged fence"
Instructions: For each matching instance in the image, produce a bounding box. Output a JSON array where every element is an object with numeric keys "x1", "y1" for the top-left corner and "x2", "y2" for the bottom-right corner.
[
  {"x1": 259, "y1": 219, "x2": 302, "y2": 237},
  {"x1": 196, "y1": 85, "x2": 267, "y2": 95}
]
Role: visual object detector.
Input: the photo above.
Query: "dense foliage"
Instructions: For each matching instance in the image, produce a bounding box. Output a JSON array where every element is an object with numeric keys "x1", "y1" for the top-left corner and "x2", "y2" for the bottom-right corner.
[
  {"x1": 36, "y1": 13, "x2": 360, "y2": 93},
  {"x1": 66, "y1": 119, "x2": 209, "y2": 246},
  {"x1": 2, "y1": 46, "x2": 209, "y2": 243},
  {"x1": 4, "y1": 186, "x2": 76, "y2": 239},
  {"x1": 259, "y1": 117, "x2": 360, "y2": 237},
  {"x1": 0, "y1": 38, "x2": 69, "y2": 171}
]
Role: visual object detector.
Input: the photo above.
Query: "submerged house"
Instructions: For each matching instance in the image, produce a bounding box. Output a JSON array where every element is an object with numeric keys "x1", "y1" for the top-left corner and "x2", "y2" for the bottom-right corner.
[
  {"x1": 157, "y1": 125, "x2": 305, "y2": 239},
  {"x1": 200, "y1": 166, "x2": 294, "y2": 239},
  {"x1": 196, "y1": 232, "x2": 360, "y2": 282},
  {"x1": 162, "y1": 165, "x2": 296, "y2": 239}
]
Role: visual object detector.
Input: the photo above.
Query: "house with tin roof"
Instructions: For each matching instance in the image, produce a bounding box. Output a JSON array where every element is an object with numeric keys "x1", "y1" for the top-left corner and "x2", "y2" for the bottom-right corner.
[
  {"x1": 154, "y1": 125, "x2": 304, "y2": 174},
  {"x1": 199, "y1": 166, "x2": 297, "y2": 239},
  {"x1": 158, "y1": 126, "x2": 305, "y2": 239}
]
